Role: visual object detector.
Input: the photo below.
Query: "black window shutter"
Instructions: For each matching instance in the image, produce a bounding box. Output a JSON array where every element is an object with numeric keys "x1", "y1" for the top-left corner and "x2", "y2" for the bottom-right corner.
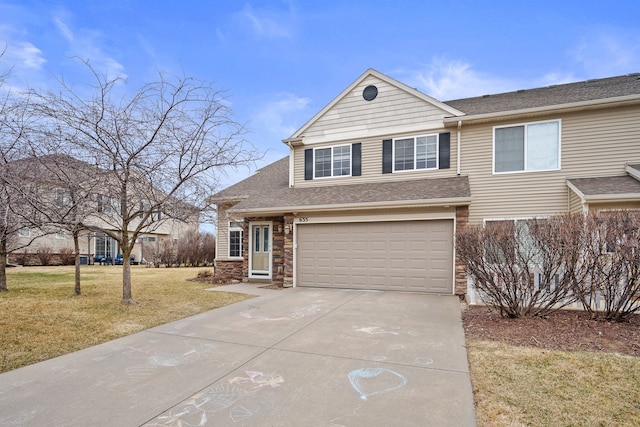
[
  {"x1": 352, "y1": 143, "x2": 362, "y2": 176},
  {"x1": 304, "y1": 148, "x2": 313, "y2": 180},
  {"x1": 382, "y1": 139, "x2": 393, "y2": 174},
  {"x1": 439, "y1": 132, "x2": 450, "y2": 169}
]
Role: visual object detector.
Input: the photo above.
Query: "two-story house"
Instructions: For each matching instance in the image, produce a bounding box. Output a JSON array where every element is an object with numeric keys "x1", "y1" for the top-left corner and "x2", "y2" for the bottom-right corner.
[
  {"x1": 10, "y1": 155, "x2": 198, "y2": 266},
  {"x1": 211, "y1": 69, "x2": 640, "y2": 297}
]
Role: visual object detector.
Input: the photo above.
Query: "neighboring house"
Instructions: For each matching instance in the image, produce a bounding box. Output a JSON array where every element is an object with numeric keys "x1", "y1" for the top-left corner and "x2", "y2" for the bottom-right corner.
[
  {"x1": 211, "y1": 69, "x2": 640, "y2": 296},
  {"x1": 9, "y1": 155, "x2": 198, "y2": 266}
]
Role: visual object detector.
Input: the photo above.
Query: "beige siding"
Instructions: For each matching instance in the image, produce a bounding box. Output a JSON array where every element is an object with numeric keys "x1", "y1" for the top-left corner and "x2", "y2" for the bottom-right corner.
[
  {"x1": 461, "y1": 105, "x2": 640, "y2": 224},
  {"x1": 293, "y1": 130, "x2": 459, "y2": 188},
  {"x1": 215, "y1": 204, "x2": 241, "y2": 261},
  {"x1": 301, "y1": 75, "x2": 451, "y2": 145},
  {"x1": 568, "y1": 190, "x2": 583, "y2": 213}
]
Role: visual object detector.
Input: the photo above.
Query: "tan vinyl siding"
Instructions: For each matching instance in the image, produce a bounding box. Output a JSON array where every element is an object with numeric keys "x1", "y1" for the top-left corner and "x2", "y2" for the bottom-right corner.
[
  {"x1": 568, "y1": 190, "x2": 583, "y2": 213},
  {"x1": 215, "y1": 204, "x2": 243, "y2": 261},
  {"x1": 293, "y1": 131, "x2": 458, "y2": 188},
  {"x1": 461, "y1": 105, "x2": 640, "y2": 224},
  {"x1": 301, "y1": 75, "x2": 451, "y2": 145}
]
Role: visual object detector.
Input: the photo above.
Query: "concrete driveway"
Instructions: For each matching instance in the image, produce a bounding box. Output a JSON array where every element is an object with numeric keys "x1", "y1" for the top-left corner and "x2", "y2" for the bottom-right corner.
[{"x1": 0, "y1": 285, "x2": 476, "y2": 426}]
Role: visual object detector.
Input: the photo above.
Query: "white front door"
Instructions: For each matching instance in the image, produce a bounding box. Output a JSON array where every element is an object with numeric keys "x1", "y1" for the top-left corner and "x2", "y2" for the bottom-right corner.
[{"x1": 249, "y1": 222, "x2": 272, "y2": 278}]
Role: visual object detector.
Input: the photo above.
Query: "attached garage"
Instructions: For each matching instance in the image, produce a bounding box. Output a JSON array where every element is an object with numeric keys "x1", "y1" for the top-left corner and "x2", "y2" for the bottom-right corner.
[{"x1": 297, "y1": 220, "x2": 454, "y2": 293}]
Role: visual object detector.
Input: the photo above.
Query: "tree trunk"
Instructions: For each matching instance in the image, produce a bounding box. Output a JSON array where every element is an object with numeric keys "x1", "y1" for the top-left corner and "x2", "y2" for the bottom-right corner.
[
  {"x1": 73, "y1": 230, "x2": 81, "y2": 296},
  {"x1": 0, "y1": 237, "x2": 7, "y2": 292},
  {"x1": 121, "y1": 246, "x2": 136, "y2": 304}
]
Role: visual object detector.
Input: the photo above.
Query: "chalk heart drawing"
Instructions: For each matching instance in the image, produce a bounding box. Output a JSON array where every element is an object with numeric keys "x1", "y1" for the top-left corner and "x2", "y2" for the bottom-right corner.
[{"x1": 348, "y1": 368, "x2": 408, "y2": 401}]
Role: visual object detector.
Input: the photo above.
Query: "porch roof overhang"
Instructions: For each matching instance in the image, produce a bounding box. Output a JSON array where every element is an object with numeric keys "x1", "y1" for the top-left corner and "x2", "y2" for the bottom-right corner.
[
  {"x1": 567, "y1": 175, "x2": 640, "y2": 204},
  {"x1": 226, "y1": 175, "x2": 472, "y2": 216}
]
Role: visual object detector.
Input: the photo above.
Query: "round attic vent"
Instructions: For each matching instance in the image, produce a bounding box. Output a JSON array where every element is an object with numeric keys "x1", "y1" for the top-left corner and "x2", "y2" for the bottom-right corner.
[{"x1": 363, "y1": 85, "x2": 378, "y2": 101}]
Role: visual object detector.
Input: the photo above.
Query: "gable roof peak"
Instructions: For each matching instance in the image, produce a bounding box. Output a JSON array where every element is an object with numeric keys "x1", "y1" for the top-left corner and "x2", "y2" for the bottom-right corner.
[{"x1": 283, "y1": 68, "x2": 464, "y2": 144}]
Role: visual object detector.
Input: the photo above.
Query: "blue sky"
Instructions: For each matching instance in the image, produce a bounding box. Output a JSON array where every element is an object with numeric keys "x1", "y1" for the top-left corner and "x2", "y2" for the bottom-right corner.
[{"x1": 1, "y1": 0, "x2": 640, "y2": 187}]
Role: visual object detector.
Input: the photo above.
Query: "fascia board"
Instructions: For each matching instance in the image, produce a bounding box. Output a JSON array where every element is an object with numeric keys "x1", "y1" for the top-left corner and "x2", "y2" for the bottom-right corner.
[
  {"x1": 626, "y1": 164, "x2": 640, "y2": 181},
  {"x1": 566, "y1": 180, "x2": 586, "y2": 202},
  {"x1": 228, "y1": 196, "x2": 473, "y2": 216}
]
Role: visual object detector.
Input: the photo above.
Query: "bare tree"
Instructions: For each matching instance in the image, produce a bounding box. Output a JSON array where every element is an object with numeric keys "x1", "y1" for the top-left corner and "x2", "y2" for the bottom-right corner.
[
  {"x1": 17, "y1": 151, "x2": 101, "y2": 295},
  {"x1": 0, "y1": 88, "x2": 45, "y2": 291},
  {"x1": 33, "y1": 61, "x2": 256, "y2": 303}
]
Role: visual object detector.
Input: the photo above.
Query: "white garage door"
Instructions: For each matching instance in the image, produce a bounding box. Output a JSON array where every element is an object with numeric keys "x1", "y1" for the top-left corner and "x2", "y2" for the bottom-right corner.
[{"x1": 297, "y1": 220, "x2": 453, "y2": 293}]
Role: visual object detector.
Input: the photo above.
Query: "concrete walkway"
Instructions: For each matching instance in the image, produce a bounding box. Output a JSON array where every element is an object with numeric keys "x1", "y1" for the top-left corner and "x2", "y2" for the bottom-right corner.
[{"x1": 0, "y1": 286, "x2": 476, "y2": 426}]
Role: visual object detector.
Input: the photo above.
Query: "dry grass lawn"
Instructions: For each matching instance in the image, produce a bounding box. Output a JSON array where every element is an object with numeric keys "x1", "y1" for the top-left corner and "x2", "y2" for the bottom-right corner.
[
  {"x1": 0, "y1": 265, "x2": 251, "y2": 373},
  {"x1": 468, "y1": 340, "x2": 640, "y2": 426}
]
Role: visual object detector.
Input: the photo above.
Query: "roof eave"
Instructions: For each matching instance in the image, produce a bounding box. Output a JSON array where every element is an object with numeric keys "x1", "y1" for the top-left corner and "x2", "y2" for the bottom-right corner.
[
  {"x1": 228, "y1": 196, "x2": 472, "y2": 216},
  {"x1": 443, "y1": 94, "x2": 640, "y2": 126},
  {"x1": 584, "y1": 194, "x2": 640, "y2": 203}
]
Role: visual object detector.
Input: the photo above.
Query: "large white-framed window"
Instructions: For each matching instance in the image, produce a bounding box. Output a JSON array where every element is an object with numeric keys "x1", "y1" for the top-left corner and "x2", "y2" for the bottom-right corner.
[
  {"x1": 493, "y1": 119, "x2": 561, "y2": 173},
  {"x1": 314, "y1": 144, "x2": 351, "y2": 178},
  {"x1": 228, "y1": 221, "x2": 243, "y2": 258},
  {"x1": 393, "y1": 134, "x2": 438, "y2": 172}
]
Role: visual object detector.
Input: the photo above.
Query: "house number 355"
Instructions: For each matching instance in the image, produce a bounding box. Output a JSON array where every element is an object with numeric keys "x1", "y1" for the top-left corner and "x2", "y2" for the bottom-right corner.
[{"x1": 298, "y1": 217, "x2": 309, "y2": 222}]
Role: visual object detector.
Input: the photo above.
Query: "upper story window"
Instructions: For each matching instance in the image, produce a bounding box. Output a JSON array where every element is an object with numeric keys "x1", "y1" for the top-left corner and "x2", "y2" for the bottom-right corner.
[
  {"x1": 305, "y1": 143, "x2": 361, "y2": 181},
  {"x1": 382, "y1": 132, "x2": 450, "y2": 174},
  {"x1": 394, "y1": 135, "x2": 438, "y2": 171},
  {"x1": 314, "y1": 145, "x2": 351, "y2": 178},
  {"x1": 494, "y1": 120, "x2": 560, "y2": 173},
  {"x1": 56, "y1": 189, "x2": 70, "y2": 207}
]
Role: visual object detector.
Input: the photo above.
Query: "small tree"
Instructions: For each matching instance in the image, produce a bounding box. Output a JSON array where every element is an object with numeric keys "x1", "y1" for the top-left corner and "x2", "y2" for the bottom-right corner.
[{"x1": 33, "y1": 61, "x2": 256, "y2": 303}]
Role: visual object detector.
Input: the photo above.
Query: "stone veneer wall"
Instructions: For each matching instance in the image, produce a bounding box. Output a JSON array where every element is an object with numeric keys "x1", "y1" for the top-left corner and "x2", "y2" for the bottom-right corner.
[
  {"x1": 214, "y1": 259, "x2": 244, "y2": 282},
  {"x1": 283, "y1": 214, "x2": 294, "y2": 287},
  {"x1": 455, "y1": 205, "x2": 469, "y2": 296}
]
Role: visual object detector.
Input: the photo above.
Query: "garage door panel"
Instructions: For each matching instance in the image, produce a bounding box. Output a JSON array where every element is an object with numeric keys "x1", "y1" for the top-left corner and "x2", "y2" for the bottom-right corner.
[{"x1": 297, "y1": 220, "x2": 453, "y2": 293}]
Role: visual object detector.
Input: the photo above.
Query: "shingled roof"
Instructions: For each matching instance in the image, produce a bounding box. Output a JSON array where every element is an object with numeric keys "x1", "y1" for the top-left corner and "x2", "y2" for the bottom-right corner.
[
  {"x1": 568, "y1": 175, "x2": 640, "y2": 202},
  {"x1": 444, "y1": 73, "x2": 640, "y2": 116},
  {"x1": 212, "y1": 157, "x2": 471, "y2": 214}
]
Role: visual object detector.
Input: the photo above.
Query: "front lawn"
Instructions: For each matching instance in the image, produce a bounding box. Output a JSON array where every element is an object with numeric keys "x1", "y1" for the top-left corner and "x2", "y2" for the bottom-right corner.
[{"x1": 0, "y1": 265, "x2": 251, "y2": 373}]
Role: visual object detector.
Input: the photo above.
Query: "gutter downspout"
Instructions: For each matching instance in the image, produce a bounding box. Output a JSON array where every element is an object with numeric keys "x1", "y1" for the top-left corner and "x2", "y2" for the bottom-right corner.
[{"x1": 457, "y1": 120, "x2": 462, "y2": 175}]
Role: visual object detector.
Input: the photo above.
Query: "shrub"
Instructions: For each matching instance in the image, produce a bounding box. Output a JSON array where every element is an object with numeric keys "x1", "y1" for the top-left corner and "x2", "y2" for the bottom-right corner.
[
  {"x1": 457, "y1": 219, "x2": 577, "y2": 318},
  {"x1": 578, "y1": 211, "x2": 640, "y2": 322},
  {"x1": 36, "y1": 246, "x2": 54, "y2": 266},
  {"x1": 58, "y1": 248, "x2": 75, "y2": 266},
  {"x1": 459, "y1": 211, "x2": 640, "y2": 322}
]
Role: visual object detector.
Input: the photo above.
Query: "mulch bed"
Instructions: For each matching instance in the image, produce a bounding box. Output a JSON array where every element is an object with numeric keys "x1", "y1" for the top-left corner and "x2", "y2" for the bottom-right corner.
[{"x1": 462, "y1": 305, "x2": 640, "y2": 357}]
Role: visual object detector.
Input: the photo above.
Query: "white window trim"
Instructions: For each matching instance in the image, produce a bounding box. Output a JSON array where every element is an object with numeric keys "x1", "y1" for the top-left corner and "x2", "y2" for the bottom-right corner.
[
  {"x1": 19, "y1": 227, "x2": 30, "y2": 238},
  {"x1": 228, "y1": 221, "x2": 243, "y2": 259},
  {"x1": 312, "y1": 144, "x2": 352, "y2": 179},
  {"x1": 391, "y1": 134, "x2": 439, "y2": 173},
  {"x1": 492, "y1": 119, "x2": 562, "y2": 175}
]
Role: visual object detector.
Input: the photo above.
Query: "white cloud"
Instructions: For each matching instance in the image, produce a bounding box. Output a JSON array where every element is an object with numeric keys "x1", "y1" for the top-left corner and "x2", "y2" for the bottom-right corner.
[
  {"x1": 237, "y1": 4, "x2": 291, "y2": 39},
  {"x1": 399, "y1": 58, "x2": 524, "y2": 100},
  {"x1": 253, "y1": 93, "x2": 312, "y2": 138},
  {"x1": 53, "y1": 15, "x2": 74, "y2": 42},
  {"x1": 572, "y1": 28, "x2": 640, "y2": 77},
  {"x1": 398, "y1": 58, "x2": 586, "y2": 101},
  {"x1": 6, "y1": 41, "x2": 46, "y2": 70},
  {"x1": 53, "y1": 13, "x2": 127, "y2": 81}
]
